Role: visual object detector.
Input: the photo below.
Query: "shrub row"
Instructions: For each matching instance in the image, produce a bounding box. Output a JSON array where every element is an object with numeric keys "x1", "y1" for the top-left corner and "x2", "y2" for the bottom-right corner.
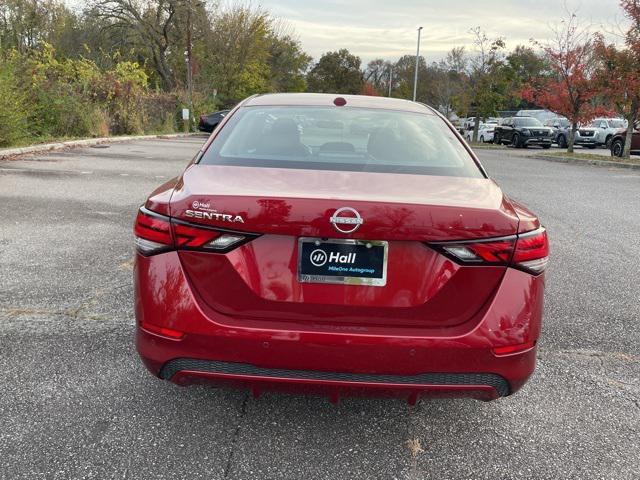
[{"x1": 0, "y1": 45, "x2": 181, "y2": 148}]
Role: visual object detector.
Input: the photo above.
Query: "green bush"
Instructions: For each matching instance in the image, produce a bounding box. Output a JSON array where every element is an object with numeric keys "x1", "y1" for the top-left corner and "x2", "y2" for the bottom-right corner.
[
  {"x1": 0, "y1": 44, "x2": 179, "y2": 147},
  {"x1": 0, "y1": 54, "x2": 29, "y2": 147},
  {"x1": 140, "y1": 93, "x2": 179, "y2": 133}
]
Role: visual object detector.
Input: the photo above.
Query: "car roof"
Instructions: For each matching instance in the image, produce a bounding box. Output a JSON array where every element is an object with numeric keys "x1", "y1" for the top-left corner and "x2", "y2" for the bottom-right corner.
[{"x1": 243, "y1": 93, "x2": 435, "y2": 115}]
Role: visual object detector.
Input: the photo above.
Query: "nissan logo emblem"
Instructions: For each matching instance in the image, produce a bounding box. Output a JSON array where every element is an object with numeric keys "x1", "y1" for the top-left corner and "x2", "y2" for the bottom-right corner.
[{"x1": 330, "y1": 207, "x2": 364, "y2": 234}]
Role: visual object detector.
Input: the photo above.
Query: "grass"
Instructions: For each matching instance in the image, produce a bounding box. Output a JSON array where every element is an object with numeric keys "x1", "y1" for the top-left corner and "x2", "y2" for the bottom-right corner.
[
  {"x1": 468, "y1": 142, "x2": 507, "y2": 150},
  {"x1": 538, "y1": 150, "x2": 640, "y2": 164}
]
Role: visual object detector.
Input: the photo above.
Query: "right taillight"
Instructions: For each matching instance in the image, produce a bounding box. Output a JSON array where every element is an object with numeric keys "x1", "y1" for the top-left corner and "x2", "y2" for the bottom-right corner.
[
  {"x1": 134, "y1": 207, "x2": 256, "y2": 256},
  {"x1": 430, "y1": 227, "x2": 549, "y2": 275},
  {"x1": 512, "y1": 228, "x2": 549, "y2": 274}
]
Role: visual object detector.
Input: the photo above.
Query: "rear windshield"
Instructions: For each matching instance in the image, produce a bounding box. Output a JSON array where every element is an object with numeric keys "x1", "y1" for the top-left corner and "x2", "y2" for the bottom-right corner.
[{"x1": 199, "y1": 106, "x2": 484, "y2": 178}]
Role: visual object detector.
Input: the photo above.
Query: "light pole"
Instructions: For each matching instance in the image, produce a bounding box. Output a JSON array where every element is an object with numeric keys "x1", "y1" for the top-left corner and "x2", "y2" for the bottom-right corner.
[
  {"x1": 186, "y1": 0, "x2": 193, "y2": 130},
  {"x1": 412, "y1": 26, "x2": 423, "y2": 102}
]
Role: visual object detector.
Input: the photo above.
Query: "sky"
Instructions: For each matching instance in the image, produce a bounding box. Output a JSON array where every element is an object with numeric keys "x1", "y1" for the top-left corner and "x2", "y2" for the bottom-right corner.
[
  {"x1": 256, "y1": 0, "x2": 626, "y2": 63},
  {"x1": 64, "y1": 0, "x2": 627, "y2": 64}
]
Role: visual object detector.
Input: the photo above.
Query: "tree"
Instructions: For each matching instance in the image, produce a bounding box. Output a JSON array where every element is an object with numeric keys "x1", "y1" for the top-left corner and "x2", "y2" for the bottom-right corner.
[
  {"x1": 391, "y1": 54, "x2": 429, "y2": 101},
  {"x1": 364, "y1": 58, "x2": 393, "y2": 94},
  {"x1": 431, "y1": 47, "x2": 467, "y2": 118},
  {"x1": 201, "y1": 5, "x2": 271, "y2": 104},
  {"x1": 265, "y1": 31, "x2": 311, "y2": 93},
  {"x1": 199, "y1": 6, "x2": 311, "y2": 106},
  {"x1": 610, "y1": 0, "x2": 640, "y2": 158},
  {"x1": 360, "y1": 82, "x2": 379, "y2": 96},
  {"x1": 504, "y1": 45, "x2": 547, "y2": 109},
  {"x1": 464, "y1": 27, "x2": 508, "y2": 142},
  {"x1": 0, "y1": 0, "x2": 76, "y2": 53},
  {"x1": 593, "y1": 36, "x2": 639, "y2": 157},
  {"x1": 306, "y1": 49, "x2": 363, "y2": 94},
  {"x1": 522, "y1": 14, "x2": 601, "y2": 152},
  {"x1": 89, "y1": 0, "x2": 184, "y2": 90}
]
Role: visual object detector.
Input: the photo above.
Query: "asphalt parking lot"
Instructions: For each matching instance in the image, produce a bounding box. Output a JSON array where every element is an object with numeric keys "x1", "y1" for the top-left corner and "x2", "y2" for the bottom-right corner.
[{"x1": 1, "y1": 136, "x2": 638, "y2": 479}]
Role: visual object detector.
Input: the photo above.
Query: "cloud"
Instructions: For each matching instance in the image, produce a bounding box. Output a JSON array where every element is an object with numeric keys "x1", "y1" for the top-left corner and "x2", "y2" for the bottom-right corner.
[{"x1": 258, "y1": 0, "x2": 625, "y2": 62}]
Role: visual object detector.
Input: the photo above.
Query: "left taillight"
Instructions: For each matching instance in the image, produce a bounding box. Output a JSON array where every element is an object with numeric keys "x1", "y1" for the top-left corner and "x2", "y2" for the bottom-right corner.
[
  {"x1": 134, "y1": 208, "x2": 173, "y2": 256},
  {"x1": 429, "y1": 227, "x2": 549, "y2": 275},
  {"x1": 134, "y1": 207, "x2": 255, "y2": 256}
]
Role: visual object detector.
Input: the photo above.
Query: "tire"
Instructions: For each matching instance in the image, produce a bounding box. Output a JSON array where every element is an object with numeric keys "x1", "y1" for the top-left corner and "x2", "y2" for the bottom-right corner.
[
  {"x1": 611, "y1": 138, "x2": 624, "y2": 157},
  {"x1": 494, "y1": 135, "x2": 501, "y2": 146},
  {"x1": 512, "y1": 134, "x2": 521, "y2": 148},
  {"x1": 558, "y1": 135, "x2": 567, "y2": 149},
  {"x1": 542, "y1": 145, "x2": 551, "y2": 149},
  {"x1": 587, "y1": 145, "x2": 597, "y2": 149},
  {"x1": 605, "y1": 135, "x2": 613, "y2": 148}
]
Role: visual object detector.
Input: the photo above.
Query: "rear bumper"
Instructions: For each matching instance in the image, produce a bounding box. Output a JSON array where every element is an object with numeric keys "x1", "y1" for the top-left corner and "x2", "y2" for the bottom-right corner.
[
  {"x1": 159, "y1": 358, "x2": 511, "y2": 400},
  {"x1": 135, "y1": 252, "x2": 544, "y2": 401}
]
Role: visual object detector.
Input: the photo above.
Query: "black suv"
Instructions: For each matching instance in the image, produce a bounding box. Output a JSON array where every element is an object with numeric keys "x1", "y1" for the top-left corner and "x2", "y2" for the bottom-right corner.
[
  {"x1": 494, "y1": 117, "x2": 553, "y2": 148},
  {"x1": 198, "y1": 110, "x2": 230, "y2": 133}
]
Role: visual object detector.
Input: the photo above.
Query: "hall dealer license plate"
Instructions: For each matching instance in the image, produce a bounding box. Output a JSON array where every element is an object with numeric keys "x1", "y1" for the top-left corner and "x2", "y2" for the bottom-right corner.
[{"x1": 298, "y1": 238, "x2": 388, "y2": 286}]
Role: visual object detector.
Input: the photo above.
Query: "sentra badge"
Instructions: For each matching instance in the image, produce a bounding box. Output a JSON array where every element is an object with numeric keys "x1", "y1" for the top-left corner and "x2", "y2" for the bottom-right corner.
[{"x1": 186, "y1": 200, "x2": 244, "y2": 224}]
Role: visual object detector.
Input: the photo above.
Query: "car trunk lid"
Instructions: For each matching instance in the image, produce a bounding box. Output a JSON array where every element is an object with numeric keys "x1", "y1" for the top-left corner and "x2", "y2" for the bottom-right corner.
[{"x1": 170, "y1": 165, "x2": 520, "y2": 329}]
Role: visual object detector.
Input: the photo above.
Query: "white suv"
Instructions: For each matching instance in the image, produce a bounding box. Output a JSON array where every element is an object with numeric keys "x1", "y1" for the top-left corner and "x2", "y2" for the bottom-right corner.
[{"x1": 590, "y1": 118, "x2": 627, "y2": 147}]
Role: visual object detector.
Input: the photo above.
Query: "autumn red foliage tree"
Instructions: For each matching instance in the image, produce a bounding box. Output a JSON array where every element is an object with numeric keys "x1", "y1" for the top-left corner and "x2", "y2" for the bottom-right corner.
[
  {"x1": 616, "y1": 0, "x2": 640, "y2": 157},
  {"x1": 522, "y1": 14, "x2": 602, "y2": 152},
  {"x1": 593, "y1": 34, "x2": 640, "y2": 157},
  {"x1": 360, "y1": 82, "x2": 380, "y2": 96}
]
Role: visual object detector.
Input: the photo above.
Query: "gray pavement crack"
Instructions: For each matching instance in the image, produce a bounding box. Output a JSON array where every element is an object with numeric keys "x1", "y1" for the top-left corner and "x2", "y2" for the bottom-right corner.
[{"x1": 223, "y1": 392, "x2": 250, "y2": 479}]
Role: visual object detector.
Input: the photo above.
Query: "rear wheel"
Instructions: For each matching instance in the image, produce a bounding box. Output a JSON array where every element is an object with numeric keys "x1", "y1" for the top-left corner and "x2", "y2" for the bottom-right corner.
[
  {"x1": 542, "y1": 145, "x2": 551, "y2": 149},
  {"x1": 611, "y1": 138, "x2": 624, "y2": 157},
  {"x1": 557, "y1": 135, "x2": 567, "y2": 149}
]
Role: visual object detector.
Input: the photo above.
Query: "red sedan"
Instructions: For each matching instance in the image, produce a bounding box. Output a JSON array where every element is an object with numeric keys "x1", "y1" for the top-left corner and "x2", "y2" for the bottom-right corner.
[{"x1": 134, "y1": 93, "x2": 548, "y2": 403}]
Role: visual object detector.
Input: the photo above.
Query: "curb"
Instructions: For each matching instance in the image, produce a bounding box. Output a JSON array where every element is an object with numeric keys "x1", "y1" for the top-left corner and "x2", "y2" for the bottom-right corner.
[
  {"x1": 529, "y1": 154, "x2": 640, "y2": 171},
  {"x1": 0, "y1": 133, "x2": 202, "y2": 160}
]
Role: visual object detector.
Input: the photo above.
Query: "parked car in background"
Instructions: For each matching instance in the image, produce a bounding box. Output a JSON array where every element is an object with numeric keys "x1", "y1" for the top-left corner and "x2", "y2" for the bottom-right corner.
[
  {"x1": 462, "y1": 117, "x2": 497, "y2": 131},
  {"x1": 543, "y1": 117, "x2": 570, "y2": 143},
  {"x1": 464, "y1": 123, "x2": 496, "y2": 143},
  {"x1": 494, "y1": 117, "x2": 553, "y2": 148},
  {"x1": 590, "y1": 118, "x2": 627, "y2": 147},
  {"x1": 198, "y1": 110, "x2": 230, "y2": 133},
  {"x1": 516, "y1": 109, "x2": 557, "y2": 123},
  {"x1": 610, "y1": 128, "x2": 640, "y2": 157},
  {"x1": 543, "y1": 117, "x2": 598, "y2": 148},
  {"x1": 462, "y1": 117, "x2": 477, "y2": 131}
]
